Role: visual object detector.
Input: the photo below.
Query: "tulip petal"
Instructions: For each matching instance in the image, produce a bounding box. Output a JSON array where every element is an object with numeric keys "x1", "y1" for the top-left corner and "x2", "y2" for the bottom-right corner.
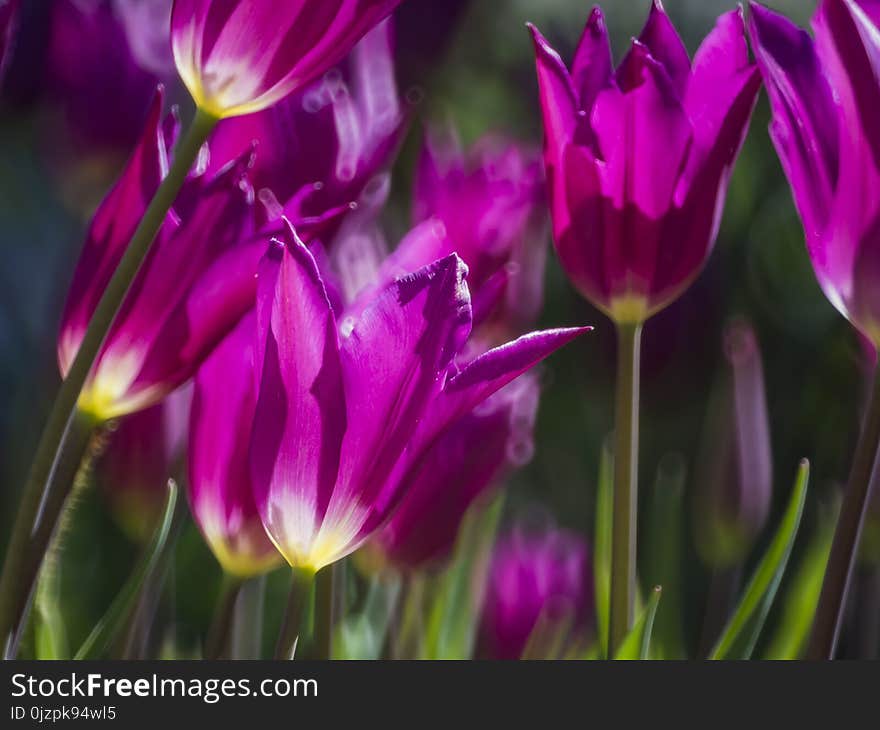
[
  {"x1": 621, "y1": 0, "x2": 691, "y2": 98},
  {"x1": 189, "y1": 313, "x2": 280, "y2": 577},
  {"x1": 250, "y1": 234, "x2": 347, "y2": 569},
  {"x1": 571, "y1": 7, "x2": 614, "y2": 110}
]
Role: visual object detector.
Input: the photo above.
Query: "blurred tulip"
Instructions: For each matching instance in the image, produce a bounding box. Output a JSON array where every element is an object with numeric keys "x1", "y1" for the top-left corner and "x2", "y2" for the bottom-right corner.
[
  {"x1": 57, "y1": 90, "x2": 258, "y2": 421},
  {"x1": 170, "y1": 0, "x2": 403, "y2": 119},
  {"x1": 748, "y1": 0, "x2": 880, "y2": 346},
  {"x1": 349, "y1": 129, "x2": 547, "y2": 338},
  {"x1": 188, "y1": 314, "x2": 282, "y2": 578},
  {"x1": 480, "y1": 524, "x2": 592, "y2": 660},
  {"x1": 0, "y1": 0, "x2": 19, "y2": 82},
  {"x1": 530, "y1": 2, "x2": 759, "y2": 324},
  {"x1": 247, "y1": 222, "x2": 588, "y2": 572},
  {"x1": 207, "y1": 19, "x2": 405, "y2": 229},
  {"x1": 371, "y1": 375, "x2": 540, "y2": 571},
  {"x1": 695, "y1": 319, "x2": 773, "y2": 567}
]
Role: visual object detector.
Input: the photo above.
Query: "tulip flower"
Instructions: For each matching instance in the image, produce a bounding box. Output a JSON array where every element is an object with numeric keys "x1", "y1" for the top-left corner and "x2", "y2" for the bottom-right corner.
[
  {"x1": 170, "y1": 0, "x2": 404, "y2": 119},
  {"x1": 695, "y1": 319, "x2": 773, "y2": 568},
  {"x1": 208, "y1": 20, "x2": 405, "y2": 230},
  {"x1": 748, "y1": 0, "x2": 880, "y2": 659},
  {"x1": 529, "y1": 1, "x2": 759, "y2": 652},
  {"x1": 480, "y1": 525, "x2": 592, "y2": 659},
  {"x1": 188, "y1": 314, "x2": 282, "y2": 579},
  {"x1": 246, "y1": 221, "x2": 587, "y2": 655},
  {"x1": 371, "y1": 375, "x2": 540, "y2": 570},
  {"x1": 349, "y1": 130, "x2": 547, "y2": 336},
  {"x1": 57, "y1": 90, "x2": 257, "y2": 422}
]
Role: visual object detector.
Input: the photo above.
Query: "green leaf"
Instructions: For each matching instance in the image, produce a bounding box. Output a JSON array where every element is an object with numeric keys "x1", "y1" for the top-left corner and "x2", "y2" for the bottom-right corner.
[
  {"x1": 613, "y1": 586, "x2": 662, "y2": 660},
  {"x1": 644, "y1": 454, "x2": 687, "y2": 659},
  {"x1": 709, "y1": 460, "x2": 810, "y2": 660},
  {"x1": 333, "y1": 574, "x2": 401, "y2": 660},
  {"x1": 75, "y1": 480, "x2": 179, "y2": 660},
  {"x1": 594, "y1": 440, "x2": 613, "y2": 659},
  {"x1": 423, "y1": 493, "x2": 505, "y2": 659},
  {"x1": 521, "y1": 602, "x2": 576, "y2": 660},
  {"x1": 763, "y1": 501, "x2": 836, "y2": 660},
  {"x1": 34, "y1": 556, "x2": 69, "y2": 660}
]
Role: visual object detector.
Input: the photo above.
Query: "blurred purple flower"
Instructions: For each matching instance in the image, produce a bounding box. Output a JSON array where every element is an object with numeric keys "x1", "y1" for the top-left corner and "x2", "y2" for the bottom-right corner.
[
  {"x1": 480, "y1": 524, "x2": 592, "y2": 660},
  {"x1": 170, "y1": 0, "x2": 403, "y2": 118},
  {"x1": 188, "y1": 314, "x2": 282, "y2": 577},
  {"x1": 695, "y1": 319, "x2": 773, "y2": 566},
  {"x1": 372, "y1": 374, "x2": 540, "y2": 571},
  {"x1": 246, "y1": 222, "x2": 588, "y2": 571},
  {"x1": 47, "y1": 0, "x2": 174, "y2": 153},
  {"x1": 348, "y1": 130, "x2": 547, "y2": 338},
  {"x1": 207, "y1": 19, "x2": 406, "y2": 229},
  {"x1": 0, "y1": 0, "x2": 19, "y2": 83},
  {"x1": 530, "y1": 2, "x2": 760, "y2": 324},
  {"x1": 58, "y1": 89, "x2": 259, "y2": 421},
  {"x1": 749, "y1": 0, "x2": 880, "y2": 346}
]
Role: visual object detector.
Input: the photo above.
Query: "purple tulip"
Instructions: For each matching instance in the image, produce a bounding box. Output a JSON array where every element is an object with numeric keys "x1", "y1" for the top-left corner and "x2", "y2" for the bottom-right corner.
[
  {"x1": 530, "y1": 1, "x2": 760, "y2": 324},
  {"x1": 57, "y1": 89, "x2": 259, "y2": 421},
  {"x1": 170, "y1": 0, "x2": 404, "y2": 118},
  {"x1": 372, "y1": 374, "x2": 540, "y2": 570},
  {"x1": 349, "y1": 130, "x2": 547, "y2": 336},
  {"x1": 0, "y1": 0, "x2": 19, "y2": 83},
  {"x1": 207, "y1": 19, "x2": 405, "y2": 229},
  {"x1": 695, "y1": 319, "x2": 773, "y2": 566},
  {"x1": 188, "y1": 314, "x2": 282, "y2": 577},
  {"x1": 480, "y1": 525, "x2": 592, "y2": 660},
  {"x1": 748, "y1": 0, "x2": 880, "y2": 345},
  {"x1": 247, "y1": 221, "x2": 588, "y2": 572}
]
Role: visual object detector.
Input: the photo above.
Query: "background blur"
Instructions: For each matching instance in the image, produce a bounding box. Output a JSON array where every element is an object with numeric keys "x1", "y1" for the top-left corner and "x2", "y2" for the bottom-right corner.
[{"x1": 5, "y1": 0, "x2": 875, "y2": 659}]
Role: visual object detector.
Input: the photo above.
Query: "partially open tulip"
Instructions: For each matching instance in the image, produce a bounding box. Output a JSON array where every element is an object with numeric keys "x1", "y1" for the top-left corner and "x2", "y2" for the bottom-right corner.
[
  {"x1": 170, "y1": 0, "x2": 404, "y2": 119},
  {"x1": 208, "y1": 20, "x2": 405, "y2": 230},
  {"x1": 188, "y1": 314, "x2": 282, "y2": 577},
  {"x1": 695, "y1": 319, "x2": 773, "y2": 567},
  {"x1": 58, "y1": 90, "x2": 257, "y2": 421},
  {"x1": 248, "y1": 222, "x2": 588, "y2": 572},
  {"x1": 530, "y1": 2, "x2": 760, "y2": 324},
  {"x1": 748, "y1": 0, "x2": 880, "y2": 346},
  {"x1": 480, "y1": 524, "x2": 592, "y2": 660}
]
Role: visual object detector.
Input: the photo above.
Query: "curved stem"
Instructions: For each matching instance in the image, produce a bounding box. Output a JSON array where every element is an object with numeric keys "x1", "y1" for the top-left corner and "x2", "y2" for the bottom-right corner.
[
  {"x1": 274, "y1": 567, "x2": 316, "y2": 660},
  {"x1": 609, "y1": 321, "x2": 642, "y2": 656},
  {"x1": 204, "y1": 574, "x2": 245, "y2": 660},
  {"x1": 0, "y1": 108, "x2": 218, "y2": 654},
  {"x1": 807, "y1": 367, "x2": 880, "y2": 659}
]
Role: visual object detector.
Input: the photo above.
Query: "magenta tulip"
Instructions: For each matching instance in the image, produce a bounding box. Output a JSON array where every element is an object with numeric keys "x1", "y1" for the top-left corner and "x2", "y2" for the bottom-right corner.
[
  {"x1": 188, "y1": 314, "x2": 282, "y2": 577},
  {"x1": 207, "y1": 19, "x2": 405, "y2": 229},
  {"x1": 57, "y1": 89, "x2": 257, "y2": 421},
  {"x1": 480, "y1": 524, "x2": 592, "y2": 660},
  {"x1": 0, "y1": 0, "x2": 19, "y2": 82},
  {"x1": 530, "y1": 1, "x2": 760, "y2": 324},
  {"x1": 171, "y1": 0, "x2": 404, "y2": 118},
  {"x1": 248, "y1": 221, "x2": 588, "y2": 572}
]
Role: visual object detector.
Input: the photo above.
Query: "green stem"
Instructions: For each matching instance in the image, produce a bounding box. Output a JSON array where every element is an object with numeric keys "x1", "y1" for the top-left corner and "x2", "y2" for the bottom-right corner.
[
  {"x1": 311, "y1": 566, "x2": 334, "y2": 660},
  {"x1": 0, "y1": 109, "x2": 218, "y2": 655},
  {"x1": 609, "y1": 321, "x2": 642, "y2": 656},
  {"x1": 807, "y1": 367, "x2": 880, "y2": 659},
  {"x1": 2, "y1": 409, "x2": 98, "y2": 658},
  {"x1": 204, "y1": 574, "x2": 245, "y2": 660},
  {"x1": 274, "y1": 567, "x2": 316, "y2": 660}
]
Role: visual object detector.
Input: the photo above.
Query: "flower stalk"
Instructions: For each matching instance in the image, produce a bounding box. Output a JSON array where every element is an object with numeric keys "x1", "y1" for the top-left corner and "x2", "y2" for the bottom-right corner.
[
  {"x1": 610, "y1": 321, "x2": 642, "y2": 655},
  {"x1": 204, "y1": 574, "x2": 245, "y2": 660},
  {"x1": 0, "y1": 108, "x2": 218, "y2": 653},
  {"x1": 275, "y1": 568, "x2": 317, "y2": 660},
  {"x1": 808, "y1": 367, "x2": 880, "y2": 659}
]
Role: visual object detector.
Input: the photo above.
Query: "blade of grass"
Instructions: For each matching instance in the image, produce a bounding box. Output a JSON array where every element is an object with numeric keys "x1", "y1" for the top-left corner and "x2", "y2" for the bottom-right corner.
[
  {"x1": 75, "y1": 479, "x2": 179, "y2": 660},
  {"x1": 613, "y1": 585, "x2": 662, "y2": 660},
  {"x1": 709, "y1": 460, "x2": 810, "y2": 660}
]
